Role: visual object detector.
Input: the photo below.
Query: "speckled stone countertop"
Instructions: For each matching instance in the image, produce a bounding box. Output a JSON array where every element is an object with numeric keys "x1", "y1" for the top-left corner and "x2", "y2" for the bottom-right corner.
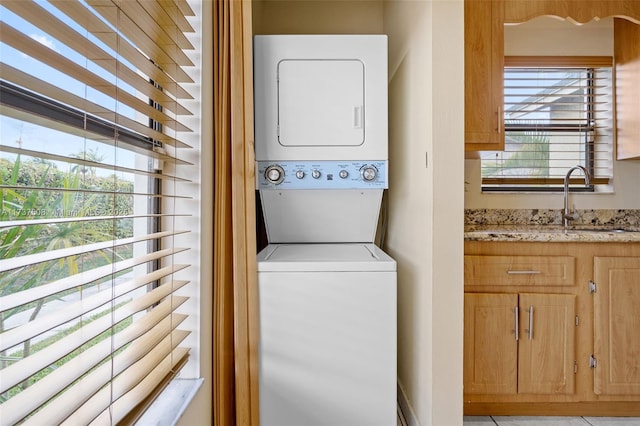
[{"x1": 464, "y1": 209, "x2": 640, "y2": 242}]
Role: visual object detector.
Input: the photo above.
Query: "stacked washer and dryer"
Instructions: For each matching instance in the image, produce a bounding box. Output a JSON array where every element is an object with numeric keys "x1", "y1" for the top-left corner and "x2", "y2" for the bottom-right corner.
[{"x1": 254, "y1": 35, "x2": 397, "y2": 426}]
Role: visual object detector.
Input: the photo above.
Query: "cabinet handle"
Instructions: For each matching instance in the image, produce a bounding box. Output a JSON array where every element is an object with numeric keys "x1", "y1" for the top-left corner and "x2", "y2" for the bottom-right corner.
[
  {"x1": 528, "y1": 305, "x2": 534, "y2": 340},
  {"x1": 507, "y1": 270, "x2": 541, "y2": 275},
  {"x1": 514, "y1": 306, "x2": 519, "y2": 341},
  {"x1": 497, "y1": 106, "x2": 504, "y2": 134}
]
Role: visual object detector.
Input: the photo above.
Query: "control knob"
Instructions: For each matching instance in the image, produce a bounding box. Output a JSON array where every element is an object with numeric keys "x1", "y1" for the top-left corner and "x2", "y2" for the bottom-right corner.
[
  {"x1": 264, "y1": 164, "x2": 285, "y2": 184},
  {"x1": 361, "y1": 165, "x2": 378, "y2": 182}
]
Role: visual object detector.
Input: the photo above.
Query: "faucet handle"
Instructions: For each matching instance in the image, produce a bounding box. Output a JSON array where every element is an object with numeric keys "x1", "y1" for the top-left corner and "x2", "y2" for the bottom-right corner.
[{"x1": 563, "y1": 206, "x2": 580, "y2": 221}]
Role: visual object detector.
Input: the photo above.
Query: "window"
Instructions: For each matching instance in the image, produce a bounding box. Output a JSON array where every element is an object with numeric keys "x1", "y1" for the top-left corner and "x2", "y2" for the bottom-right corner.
[
  {"x1": 481, "y1": 57, "x2": 613, "y2": 191},
  {"x1": 0, "y1": 1, "x2": 201, "y2": 423}
]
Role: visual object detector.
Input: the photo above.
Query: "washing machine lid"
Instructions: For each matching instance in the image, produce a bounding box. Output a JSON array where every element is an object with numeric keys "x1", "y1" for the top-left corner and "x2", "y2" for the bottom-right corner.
[{"x1": 257, "y1": 243, "x2": 396, "y2": 272}]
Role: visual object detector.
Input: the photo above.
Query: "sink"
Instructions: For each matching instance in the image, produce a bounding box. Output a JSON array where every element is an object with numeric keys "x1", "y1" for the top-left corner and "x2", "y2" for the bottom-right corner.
[{"x1": 567, "y1": 226, "x2": 637, "y2": 233}]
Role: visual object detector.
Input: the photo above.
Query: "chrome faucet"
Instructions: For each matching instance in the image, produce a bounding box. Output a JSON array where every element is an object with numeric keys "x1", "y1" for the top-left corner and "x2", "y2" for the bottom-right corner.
[{"x1": 563, "y1": 165, "x2": 591, "y2": 230}]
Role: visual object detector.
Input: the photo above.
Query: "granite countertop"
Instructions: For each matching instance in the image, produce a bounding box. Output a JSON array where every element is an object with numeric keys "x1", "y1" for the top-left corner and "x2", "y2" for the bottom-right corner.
[
  {"x1": 464, "y1": 209, "x2": 640, "y2": 243},
  {"x1": 464, "y1": 224, "x2": 640, "y2": 242}
]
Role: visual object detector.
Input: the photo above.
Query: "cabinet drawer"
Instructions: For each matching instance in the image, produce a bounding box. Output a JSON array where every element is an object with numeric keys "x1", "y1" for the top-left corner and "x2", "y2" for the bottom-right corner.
[{"x1": 465, "y1": 255, "x2": 575, "y2": 286}]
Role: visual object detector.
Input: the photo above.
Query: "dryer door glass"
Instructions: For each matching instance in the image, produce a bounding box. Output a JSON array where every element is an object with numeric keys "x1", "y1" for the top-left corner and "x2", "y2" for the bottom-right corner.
[{"x1": 278, "y1": 59, "x2": 364, "y2": 147}]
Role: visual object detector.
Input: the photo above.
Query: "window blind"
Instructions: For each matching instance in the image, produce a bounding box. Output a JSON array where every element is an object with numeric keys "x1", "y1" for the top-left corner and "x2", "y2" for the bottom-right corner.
[
  {"x1": 0, "y1": 0, "x2": 199, "y2": 424},
  {"x1": 481, "y1": 56, "x2": 613, "y2": 191}
]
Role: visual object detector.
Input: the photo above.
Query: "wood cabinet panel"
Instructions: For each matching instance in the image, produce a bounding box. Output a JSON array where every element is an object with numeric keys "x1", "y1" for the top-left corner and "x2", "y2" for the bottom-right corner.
[
  {"x1": 593, "y1": 256, "x2": 640, "y2": 395},
  {"x1": 504, "y1": 0, "x2": 640, "y2": 24},
  {"x1": 614, "y1": 18, "x2": 640, "y2": 160},
  {"x1": 465, "y1": 0, "x2": 504, "y2": 151},
  {"x1": 464, "y1": 292, "x2": 576, "y2": 397},
  {"x1": 465, "y1": 255, "x2": 575, "y2": 287},
  {"x1": 518, "y1": 293, "x2": 576, "y2": 395},
  {"x1": 464, "y1": 293, "x2": 518, "y2": 394}
]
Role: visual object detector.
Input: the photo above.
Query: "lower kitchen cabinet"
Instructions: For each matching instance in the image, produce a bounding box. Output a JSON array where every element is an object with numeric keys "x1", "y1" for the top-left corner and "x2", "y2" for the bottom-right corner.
[
  {"x1": 464, "y1": 293, "x2": 518, "y2": 394},
  {"x1": 518, "y1": 293, "x2": 576, "y2": 395},
  {"x1": 464, "y1": 241, "x2": 640, "y2": 415},
  {"x1": 593, "y1": 256, "x2": 640, "y2": 396},
  {"x1": 464, "y1": 292, "x2": 575, "y2": 396}
]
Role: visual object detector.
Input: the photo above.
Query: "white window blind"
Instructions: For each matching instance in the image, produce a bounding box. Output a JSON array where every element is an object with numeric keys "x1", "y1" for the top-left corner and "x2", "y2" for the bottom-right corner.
[
  {"x1": 0, "y1": 0, "x2": 199, "y2": 424},
  {"x1": 481, "y1": 56, "x2": 613, "y2": 191}
]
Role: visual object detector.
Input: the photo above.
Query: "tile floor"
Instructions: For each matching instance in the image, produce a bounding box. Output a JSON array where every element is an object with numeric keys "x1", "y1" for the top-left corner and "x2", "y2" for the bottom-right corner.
[
  {"x1": 397, "y1": 409, "x2": 640, "y2": 426},
  {"x1": 464, "y1": 416, "x2": 640, "y2": 426}
]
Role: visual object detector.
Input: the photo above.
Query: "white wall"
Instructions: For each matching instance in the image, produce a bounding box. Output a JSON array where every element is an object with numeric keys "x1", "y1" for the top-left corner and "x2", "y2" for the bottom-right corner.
[
  {"x1": 465, "y1": 17, "x2": 640, "y2": 210},
  {"x1": 384, "y1": 1, "x2": 464, "y2": 425},
  {"x1": 253, "y1": 0, "x2": 384, "y2": 34}
]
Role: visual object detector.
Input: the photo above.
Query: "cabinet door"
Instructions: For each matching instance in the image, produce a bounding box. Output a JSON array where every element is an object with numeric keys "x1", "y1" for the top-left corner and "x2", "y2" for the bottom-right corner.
[
  {"x1": 593, "y1": 257, "x2": 640, "y2": 395},
  {"x1": 464, "y1": 0, "x2": 504, "y2": 151},
  {"x1": 518, "y1": 293, "x2": 576, "y2": 395},
  {"x1": 464, "y1": 293, "x2": 518, "y2": 394},
  {"x1": 614, "y1": 19, "x2": 640, "y2": 160}
]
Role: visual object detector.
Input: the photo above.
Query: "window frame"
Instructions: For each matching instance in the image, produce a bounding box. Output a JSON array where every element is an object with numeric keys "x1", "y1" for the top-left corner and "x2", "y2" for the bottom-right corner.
[
  {"x1": 0, "y1": 0, "x2": 201, "y2": 422},
  {"x1": 481, "y1": 56, "x2": 613, "y2": 192}
]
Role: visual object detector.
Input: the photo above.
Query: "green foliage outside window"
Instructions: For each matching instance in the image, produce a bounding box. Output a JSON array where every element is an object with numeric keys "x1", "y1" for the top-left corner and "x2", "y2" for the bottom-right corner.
[
  {"x1": 481, "y1": 131, "x2": 551, "y2": 179},
  {"x1": 0, "y1": 154, "x2": 135, "y2": 400}
]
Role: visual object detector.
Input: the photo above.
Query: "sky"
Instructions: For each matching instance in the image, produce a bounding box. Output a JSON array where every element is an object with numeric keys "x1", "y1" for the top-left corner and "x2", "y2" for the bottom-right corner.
[{"x1": 0, "y1": 0, "x2": 148, "y2": 176}]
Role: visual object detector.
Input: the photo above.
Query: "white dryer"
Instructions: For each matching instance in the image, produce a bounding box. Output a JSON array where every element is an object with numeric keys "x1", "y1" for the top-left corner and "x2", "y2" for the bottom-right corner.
[
  {"x1": 257, "y1": 243, "x2": 397, "y2": 426},
  {"x1": 254, "y1": 35, "x2": 388, "y2": 243}
]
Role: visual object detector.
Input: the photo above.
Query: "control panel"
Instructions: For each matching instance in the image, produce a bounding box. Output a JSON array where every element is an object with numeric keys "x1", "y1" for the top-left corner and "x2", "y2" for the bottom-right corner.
[{"x1": 256, "y1": 160, "x2": 388, "y2": 190}]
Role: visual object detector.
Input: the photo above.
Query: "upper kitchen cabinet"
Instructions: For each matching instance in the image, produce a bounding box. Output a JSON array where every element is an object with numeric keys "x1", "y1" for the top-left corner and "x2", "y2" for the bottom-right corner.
[
  {"x1": 464, "y1": 0, "x2": 640, "y2": 153},
  {"x1": 615, "y1": 18, "x2": 640, "y2": 160},
  {"x1": 465, "y1": 0, "x2": 505, "y2": 151},
  {"x1": 503, "y1": 0, "x2": 640, "y2": 24}
]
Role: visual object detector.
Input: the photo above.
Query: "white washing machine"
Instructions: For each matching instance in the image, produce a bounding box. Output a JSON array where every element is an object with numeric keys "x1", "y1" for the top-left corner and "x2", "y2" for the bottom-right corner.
[{"x1": 257, "y1": 243, "x2": 397, "y2": 426}]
